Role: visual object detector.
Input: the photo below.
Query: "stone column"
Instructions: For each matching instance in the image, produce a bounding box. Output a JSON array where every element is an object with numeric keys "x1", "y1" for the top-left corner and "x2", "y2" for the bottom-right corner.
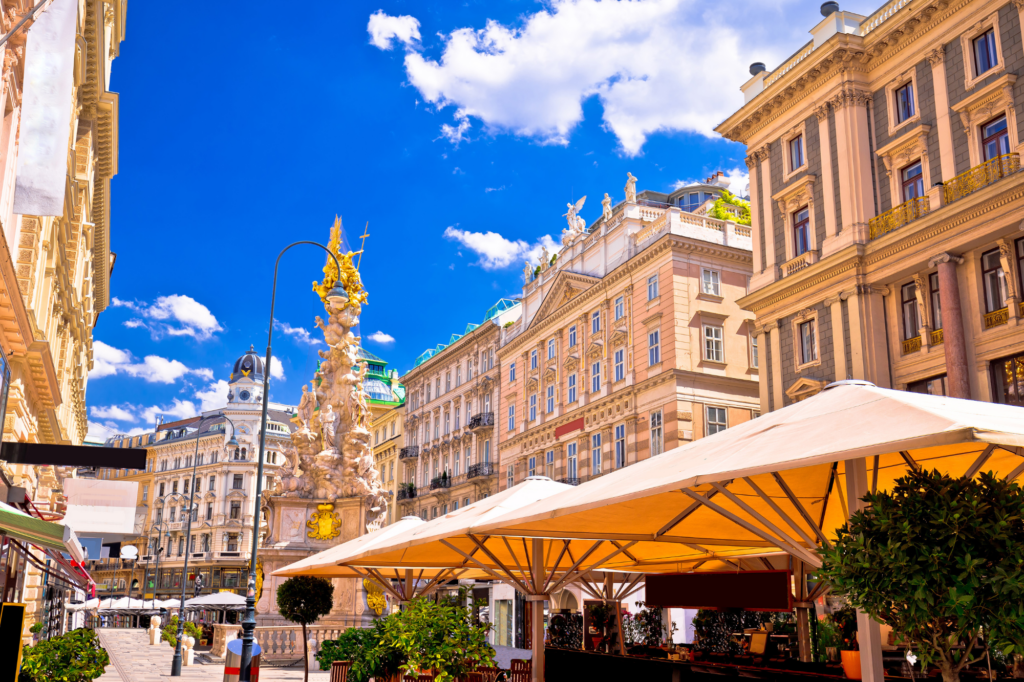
[
  {"x1": 764, "y1": 321, "x2": 784, "y2": 411},
  {"x1": 752, "y1": 325, "x2": 769, "y2": 414},
  {"x1": 758, "y1": 147, "x2": 776, "y2": 276},
  {"x1": 815, "y1": 104, "x2": 838, "y2": 240},
  {"x1": 832, "y1": 86, "x2": 875, "y2": 241},
  {"x1": 929, "y1": 253, "x2": 970, "y2": 398},
  {"x1": 746, "y1": 153, "x2": 763, "y2": 274},
  {"x1": 824, "y1": 294, "x2": 848, "y2": 381},
  {"x1": 927, "y1": 46, "x2": 956, "y2": 182}
]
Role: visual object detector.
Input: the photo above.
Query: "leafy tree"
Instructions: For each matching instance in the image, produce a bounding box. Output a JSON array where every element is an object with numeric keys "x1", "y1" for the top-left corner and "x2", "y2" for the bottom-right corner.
[
  {"x1": 373, "y1": 597, "x2": 495, "y2": 682},
  {"x1": 20, "y1": 628, "x2": 110, "y2": 682},
  {"x1": 277, "y1": 576, "x2": 335, "y2": 682},
  {"x1": 315, "y1": 624, "x2": 400, "y2": 682},
  {"x1": 820, "y1": 469, "x2": 1024, "y2": 682},
  {"x1": 160, "y1": 616, "x2": 201, "y2": 649}
]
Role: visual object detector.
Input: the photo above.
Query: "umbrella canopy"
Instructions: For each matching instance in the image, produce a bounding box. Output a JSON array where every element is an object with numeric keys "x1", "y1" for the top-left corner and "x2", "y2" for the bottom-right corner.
[
  {"x1": 468, "y1": 382, "x2": 1024, "y2": 573},
  {"x1": 184, "y1": 592, "x2": 247, "y2": 610},
  {"x1": 0, "y1": 500, "x2": 85, "y2": 562}
]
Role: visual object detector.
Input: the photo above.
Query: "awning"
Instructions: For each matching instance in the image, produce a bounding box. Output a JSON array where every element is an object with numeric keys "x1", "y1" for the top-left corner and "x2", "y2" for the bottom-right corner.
[{"x1": 0, "y1": 500, "x2": 85, "y2": 562}]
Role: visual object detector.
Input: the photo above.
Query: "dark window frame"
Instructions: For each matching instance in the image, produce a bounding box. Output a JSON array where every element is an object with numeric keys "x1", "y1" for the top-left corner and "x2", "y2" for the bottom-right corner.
[
  {"x1": 901, "y1": 282, "x2": 919, "y2": 341},
  {"x1": 981, "y1": 115, "x2": 1010, "y2": 162},
  {"x1": 789, "y1": 135, "x2": 804, "y2": 171},
  {"x1": 901, "y1": 161, "x2": 924, "y2": 202},
  {"x1": 793, "y1": 207, "x2": 811, "y2": 256},
  {"x1": 973, "y1": 28, "x2": 999, "y2": 78},
  {"x1": 895, "y1": 82, "x2": 915, "y2": 124}
]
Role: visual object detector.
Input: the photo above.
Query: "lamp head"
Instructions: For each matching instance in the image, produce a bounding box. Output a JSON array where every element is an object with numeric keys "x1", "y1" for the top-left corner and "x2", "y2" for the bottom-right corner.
[
  {"x1": 326, "y1": 282, "x2": 348, "y2": 307},
  {"x1": 226, "y1": 434, "x2": 239, "y2": 447}
]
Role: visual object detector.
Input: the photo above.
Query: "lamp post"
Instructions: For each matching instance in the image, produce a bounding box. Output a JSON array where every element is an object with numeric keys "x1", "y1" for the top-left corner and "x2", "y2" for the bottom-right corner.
[
  {"x1": 171, "y1": 413, "x2": 239, "y2": 676},
  {"x1": 238, "y1": 241, "x2": 348, "y2": 682}
]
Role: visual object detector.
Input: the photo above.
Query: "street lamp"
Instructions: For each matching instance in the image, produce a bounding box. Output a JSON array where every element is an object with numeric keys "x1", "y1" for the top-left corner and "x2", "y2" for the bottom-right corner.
[
  {"x1": 238, "y1": 241, "x2": 345, "y2": 682},
  {"x1": 171, "y1": 413, "x2": 239, "y2": 676}
]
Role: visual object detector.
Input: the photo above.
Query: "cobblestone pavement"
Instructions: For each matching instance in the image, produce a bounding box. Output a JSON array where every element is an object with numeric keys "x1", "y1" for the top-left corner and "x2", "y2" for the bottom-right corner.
[{"x1": 95, "y1": 630, "x2": 330, "y2": 682}]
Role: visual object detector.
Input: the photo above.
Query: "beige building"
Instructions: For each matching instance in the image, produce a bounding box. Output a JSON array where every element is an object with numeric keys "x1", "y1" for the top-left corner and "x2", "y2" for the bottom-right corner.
[
  {"x1": 496, "y1": 178, "x2": 760, "y2": 491},
  {"x1": 398, "y1": 302, "x2": 518, "y2": 521},
  {"x1": 719, "y1": 0, "x2": 1024, "y2": 408},
  {"x1": 371, "y1": 403, "x2": 404, "y2": 526}
]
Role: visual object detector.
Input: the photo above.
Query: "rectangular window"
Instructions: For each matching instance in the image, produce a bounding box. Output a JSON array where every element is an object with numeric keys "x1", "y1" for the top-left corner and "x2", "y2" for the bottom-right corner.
[
  {"x1": 974, "y1": 28, "x2": 998, "y2": 77},
  {"x1": 982, "y1": 248, "x2": 1009, "y2": 313},
  {"x1": 455, "y1": 407, "x2": 460, "y2": 429},
  {"x1": 649, "y1": 330, "x2": 660, "y2": 366},
  {"x1": 615, "y1": 424, "x2": 625, "y2": 468},
  {"x1": 567, "y1": 442, "x2": 577, "y2": 479},
  {"x1": 232, "y1": 474, "x2": 243, "y2": 490},
  {"x1": 701, "y1": 269, "x2": 721, "y2": 296},
  {"x1": 172, "y1": 481, "x2": 178, "y2": 494},
  {"x1": 901, "y1": 282, "x2": 919, "y2": 341},
  {"x1": 650, "y1": 410, "x2": 664, "y2": 456},
  {"x1": 614, "y1": 349, "x2": 625, "y2": 382},
  {"x1": 446, "y1": 372, "x2": 451, "y2": 391},
  {"x1": 546, "y1": 385, "x2": 555, "y2": 413},
  {"x1": 703, "y1": 325, "x2": 724, "y2": 363},
  {"x1": 706, "y1": 406, "x2": 728, "y2": 435},
  {"x1": 901, "y1": 161, "x2": 924, "y2": 202},
  {"x1": 793, "y1": 207, "x2": 810, "y2": 256},
  {"x1": 509, "y1": 363, "x2": 516, "y2": 382},
  {"x1": 230, "y1": 501, "x2": 240, "y2": 520},
  {"x1": 568, "y1": 326, "x2": 577, "y2": 348},
  {"x1": 992, "y1": 353, "x2": 1024, "y2": 406},
  {"x1": 982, "y1": 116, "x2": 1010, "y2": 161},
  {"x1": 799, "y1": 319, "x2": 818, "y2": 364},
  {"x1": 591, "y1": 310, "x2": 601, "y2": 334},
  {"x1": 591, "y1": 361, "x2": 601, "y2": 393},
  {"x1": 508, "y1": 405, "x2": 515, "y2": 432},
  {"x1": 647, "y1": 274, "x2": 659, "y2": 301},
  {"x1": 183, "y1": 479, "x2": 189, "y2": 494},
  {"x1": 529, "y1": 394, "x2": 537, "y2": 421},
  {"x1": 1017, "y1": 238, "x2": 1024, "y2": 299},
  {"x1": 548, "y1": 338, "x2": 556, "y2": 359},
  {"x1": 789, "y1": 134, "x2": 804, "y2": 170},
  {"x1": 907, "y1": 375, "x2": 948, "y2": 397},
  {"x1": 568, "y1": 374, "x2": 577, "y2": 403},
  {"x1": 614, "y1": 296, "x2": 624, "y2": 320},
  {"x1": 456, "y1": 366, "x2": 461, "y2": 386},
  {"x1": 142, "y1": 485, "x2": 148, "y2": 501},
  {"x1": 484, "y1": 440, "x2": 491, "y2": 464},
  {"x1": 545, "y1": 449, "x2": 554, "y2": 477},
  {"x1": 206, "y1": 503, "x2": 212, "y2": 520},
  {"x1": 507, "y1": 464, "x2": 514, "y2": 489},
  {"x1": 930, "y1": 273, "x2": 942, "y2": 331},
  {"x1": 530, "y1": 349, "x2": 537, "y2": 370},
  {"x1": 465, "y1": 447, "x2": 471, "y2": 472},
  {"x1": 528, "y1": 456, "x2": 536, "y2": 477},
  {"x1": 591, "y1": 433, "x2": 602, "y2": 475},
  {"x1": 750, "y1": 334, "x2": 759, "y2": 369},
  {"x1": 894, "y1": 82, "x2": 915, "y2": 124},
  {"x1": 445, "y1": 412, "x2": 450, "y2": 435}
]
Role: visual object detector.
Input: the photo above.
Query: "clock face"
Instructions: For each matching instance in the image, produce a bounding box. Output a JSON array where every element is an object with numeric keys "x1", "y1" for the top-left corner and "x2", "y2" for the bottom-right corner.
[{"x1": 239, "y1": 390, "x2": 251, "y2": 401}]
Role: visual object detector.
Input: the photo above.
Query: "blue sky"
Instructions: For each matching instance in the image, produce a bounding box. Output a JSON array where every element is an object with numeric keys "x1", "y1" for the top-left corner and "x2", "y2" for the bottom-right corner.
[{"x1": 86, "y1": 0, "x2": 871, "y2": 439}]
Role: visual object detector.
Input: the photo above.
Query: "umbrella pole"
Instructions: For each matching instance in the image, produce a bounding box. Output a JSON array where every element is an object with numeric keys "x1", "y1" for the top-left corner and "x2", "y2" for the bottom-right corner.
[{"x1": 531, "y1": 538, "x2": 545, "y2": 682}]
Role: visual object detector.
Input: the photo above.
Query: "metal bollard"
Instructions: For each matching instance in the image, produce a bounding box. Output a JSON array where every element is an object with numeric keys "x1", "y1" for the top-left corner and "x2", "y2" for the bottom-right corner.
[{"x1": 223, "y1": 638, "x2": 261, "y2": 682}]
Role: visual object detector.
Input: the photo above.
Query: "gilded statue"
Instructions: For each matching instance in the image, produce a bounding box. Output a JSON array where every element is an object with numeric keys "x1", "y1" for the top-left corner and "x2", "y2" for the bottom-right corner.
[{"x1": 307, "y1": 502, "x2": 342, "y2": 541}]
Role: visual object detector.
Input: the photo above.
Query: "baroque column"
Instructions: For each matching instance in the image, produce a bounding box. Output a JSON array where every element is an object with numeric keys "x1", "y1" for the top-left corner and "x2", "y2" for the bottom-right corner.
[{"x1": 929, "y1": 253, "x2": 970, "y2": 399}]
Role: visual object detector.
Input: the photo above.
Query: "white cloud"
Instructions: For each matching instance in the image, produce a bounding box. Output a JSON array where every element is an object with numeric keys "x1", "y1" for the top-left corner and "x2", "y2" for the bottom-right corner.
[
  {"x1": 140, "y1": 399, "x2": 197, "y2": 425},
  {"x1": 444, "y1": 227, "x2": 561, "y2": 270},
  {"x1": 440, "y1": 112, "x2": 472, "y2": 146},
  {"x1": 484, "y1": 185, "x2": 506, "y2": 193},
  {"x1": 366, "y1": 331, "x2": 395, "y2": 345},
  {"x1": 270, "y1": 355, "x2": 286, "y2": 381},
  {"x1": 367, "y1": 10, "x2": 420, "y2": 50},
  {"x1": 275, "y1": 320, "x2": 322, "y2": 346},
  {"x1": 86, "y1": 420, "x2": 149, "y2": 441},
  {"x1": 195, "y1": 380, "x2": 230, "y2": 412},
  {"x1": 672, "y1": 167, "x2": 751, "y2": 198},
  {"x1": 90, "y1": 404, "x2": 136, "y2": 422},
  {"x1": 90, "y1": 340, "x2": 212, "y2": 384},
  {"x1": 114, "y1": 294, "x2": 223, "y2": 340},
  {"x1": 371, "y1": 0, "x2": 796, "y2": 155}
]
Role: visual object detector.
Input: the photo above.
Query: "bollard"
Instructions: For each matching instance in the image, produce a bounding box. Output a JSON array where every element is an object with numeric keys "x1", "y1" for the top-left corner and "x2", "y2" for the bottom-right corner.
[
  {"x1": 183, "y1": 636, "x2": 195, "y2": 666},
  {"x1": 149, "y1": 616, "x2": 162, "y2": 646},
  {"x1": 223, "y1": 638, "x2": 261, "y2": 682}
]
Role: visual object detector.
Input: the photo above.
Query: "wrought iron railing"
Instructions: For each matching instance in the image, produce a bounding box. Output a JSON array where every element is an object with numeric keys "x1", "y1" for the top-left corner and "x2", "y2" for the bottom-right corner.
[
  {"x1": 984, "y1": 307, "x2": 1009, "y2": 329},
  {"x1": 902, "y1": 336, "x2": 921, "y2": 354},
  {"x1": 429, "y1": 476, "x2": 451, "y2": 490},
  {"x1": 467, "y1": 413, "x2": 494, "y2": 430},
  {"x1": 398, "y1": 446, "x2": 419, "y2": 460},
  {"x1": 869, "y1": 195, "x2": 930, "y2": 240},
  {"x1": 944, "y1": 153, "x2": 1021, "y2": 205},
  {"x1": 930, "y1": 329, "x2": 944, "y2": 345},
  {"x1": 467, "y1": 463, "x2": 496, "y2": 479},
  {"x1": 557, "y1": 477, "x2": 581, "y2": 486},
  {"x1": 397, "y1": 486, "x2": 416, "y2": 501}
]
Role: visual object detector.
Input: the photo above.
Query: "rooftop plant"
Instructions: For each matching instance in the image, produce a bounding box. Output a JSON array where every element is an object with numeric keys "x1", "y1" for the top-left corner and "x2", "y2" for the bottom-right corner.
[{"x1": 707, "y1": 190, "x2": 751, "y2": 226}]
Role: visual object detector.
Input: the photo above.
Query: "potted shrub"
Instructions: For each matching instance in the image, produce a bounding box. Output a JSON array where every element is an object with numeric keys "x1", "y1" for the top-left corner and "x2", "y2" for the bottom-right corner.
[
  {"x1": 820, "y1": 469, "x2": 1024, "y2": 682},
  {"x1": 20, "y1": 628, "x2": 110, "y2": 682},
  {"x1": 160, "y1": 616, "x2": 202, "y2": 649}
]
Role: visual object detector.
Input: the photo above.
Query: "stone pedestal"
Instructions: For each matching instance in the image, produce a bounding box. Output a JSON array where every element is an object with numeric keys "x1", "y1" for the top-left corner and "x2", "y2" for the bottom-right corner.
[
  {"x1": 256, "y1": 495, "x2": 375, "y2": 630},
  {"x1": 211, "y1": 623, "x2": 241, "y2": 658}
]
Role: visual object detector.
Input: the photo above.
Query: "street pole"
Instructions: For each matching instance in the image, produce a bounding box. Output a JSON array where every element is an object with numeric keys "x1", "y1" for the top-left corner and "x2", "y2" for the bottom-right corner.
[
  {"x1": 171, "y1": 414, "x2": 239, "y2": 677},
  {"x1": 238, "y1": 241, "x2": 347, "y2": 682}
]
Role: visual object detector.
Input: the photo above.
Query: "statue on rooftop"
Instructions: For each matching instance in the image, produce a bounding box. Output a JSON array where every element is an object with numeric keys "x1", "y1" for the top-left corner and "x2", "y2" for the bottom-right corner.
[
  {"x1": 624, "y1": 173, "x2": 637, "y2": 203},
  {"x1": 563, "y1": 196, "x2": 587, "y2": 234},
  {"x1": 602, "y1": 193, "x2": 612, "y2": 222},
  {"x1": 523, "y1": 260, "x2": 533, "y2": 283}
]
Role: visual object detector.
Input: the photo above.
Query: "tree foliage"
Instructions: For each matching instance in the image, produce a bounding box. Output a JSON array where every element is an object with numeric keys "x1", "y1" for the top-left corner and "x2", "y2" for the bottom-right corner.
[
  {"x1": 277, "y1": 576, "x2": 335, "y2": 682},
  {"x1": 819, "y1": 469, "x2": 1024, "y2": 682},
  {"x1": 20, "y1": 628, "x2": 110, "y2": 682},
  {"x1": 707, "y1": 190, "x2": 752, "y2": 226},
  {"x1": 160, "y1": 616, "x2": 201, "y2": 649}
]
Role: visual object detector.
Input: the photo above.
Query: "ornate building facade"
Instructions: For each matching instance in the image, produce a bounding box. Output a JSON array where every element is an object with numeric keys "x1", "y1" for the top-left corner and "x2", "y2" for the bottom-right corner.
[
  {"x1": 371, "y1": 403, "x2": 403, "y2": 526},
  {"x1": 718, "y1": 0, "x2": 1024, "y2": 408},
  {"x1": 397, "y1": 300, "x2": 519, "y2": 521},
  {"x1": 496, "y1": 177, "x2": 761, "y2": 489}
]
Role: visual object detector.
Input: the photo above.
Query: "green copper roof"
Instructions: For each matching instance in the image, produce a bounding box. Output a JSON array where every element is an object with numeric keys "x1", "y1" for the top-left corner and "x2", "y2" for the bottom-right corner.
[
  {"x1": 413, "y1": 299, "x2": 521, "y2": 368},
  {"x1": 483, "y1": 298, "x2": 519, "y2": 322}
]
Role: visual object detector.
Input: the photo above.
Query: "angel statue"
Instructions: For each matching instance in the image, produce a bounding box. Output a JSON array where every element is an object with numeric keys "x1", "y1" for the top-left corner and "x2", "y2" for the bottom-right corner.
[
  {"x1": 602, "y1": 193, "x2": 612, "y2": 222},
  {"x1": 624, "y1": 173, "x2": 638, "y2": 203},
  {"x1": 563, "y1": 196, "x2": 587, "y2": 234},
  {"x1": 297, "y1": 384, "x2": 317, "y2": 431}
]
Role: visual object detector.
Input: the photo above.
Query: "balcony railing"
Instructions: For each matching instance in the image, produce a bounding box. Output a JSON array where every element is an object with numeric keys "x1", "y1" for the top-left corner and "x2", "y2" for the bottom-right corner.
[
  {"x1": 869, "y1": 195, "x2": 930, "y2": 240},
  {"x1": 467, "y1": 463, "x2": 496, "y2": 480},
  {"x1": 930, "y1": 329, "x2": 944, "y2": 346},
  {"x1": 398, "y1": 446, "x2": 419, "y2": 460},
  {"x1": 429, "y1": 476, "x2": 451, "y2": 490},
  {"x1": 397, "y1": 486, "x2": 416, "y2": 501},
  {"x1": 902, "y1": 336, "x2": 921, "y2": 355},
  {"x1": 557, "y1": 477, "x2": 581, "y2": 486},
  {"x1": 944, "y1": 153, "x2": 1021, "y2": 205},
  {"x1": 467, "y1": 413, "x2": 494, "y2": 430},
  {"x1": 984, "y1": 307, "x2": 1009, "y2": 329}
]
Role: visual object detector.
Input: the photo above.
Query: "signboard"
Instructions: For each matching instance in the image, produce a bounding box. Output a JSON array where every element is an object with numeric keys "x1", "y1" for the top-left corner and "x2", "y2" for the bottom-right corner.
[
  {"x1": 0, "y1": 442, "x2": 146, "y2": 469},
  {"x1": 644, "y1": 570, "x2": 793, "y2": 611},
  {"x1": 0, "y1": 602, "x2": 26, "y2": 682},
  {"x1": 554, "y1": 417, "x2": 585, "y2": 439}
]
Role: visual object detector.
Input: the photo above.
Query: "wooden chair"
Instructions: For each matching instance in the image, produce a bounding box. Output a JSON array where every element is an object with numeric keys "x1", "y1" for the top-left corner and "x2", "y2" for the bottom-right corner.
[
  {"x1": 509, "y1": 659, "x2": 531, "y2": 682},
  {"x1": 329, "y1": 660, "x2": 351, "y2": 682},
  {"x1": 403, "y1": 673, "x2": 436, "y2": 681}
]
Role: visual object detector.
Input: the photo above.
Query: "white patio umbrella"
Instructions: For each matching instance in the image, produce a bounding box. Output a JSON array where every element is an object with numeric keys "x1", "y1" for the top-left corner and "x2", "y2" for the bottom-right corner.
[{"x1": 184, "y1": 592, "x2": 247, "y2": 611}]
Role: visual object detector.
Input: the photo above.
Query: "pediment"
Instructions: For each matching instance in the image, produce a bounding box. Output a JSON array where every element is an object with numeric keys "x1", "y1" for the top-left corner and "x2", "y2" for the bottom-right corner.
[
  {"x1": 585, "y1": 342, "x2": 604, "y2": 361},
  {"x1": 609, "y1": 329, "x2": 628, "y2": 347},
  {"x1": 785, "y1": 377, "x2": 827, "y2": 402},
  {"x1": 543, "y1": 368, "x2": 557, "y2": 383},
  {"x1": 563, "y1": 355, "x2": 579, "y2": 372},
  {"x1": 526, "y1": 377, "x2": 539, "y2": 392},
  {"x1": 528, "y1": 270, "x2": 602, "y2": 331}
]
